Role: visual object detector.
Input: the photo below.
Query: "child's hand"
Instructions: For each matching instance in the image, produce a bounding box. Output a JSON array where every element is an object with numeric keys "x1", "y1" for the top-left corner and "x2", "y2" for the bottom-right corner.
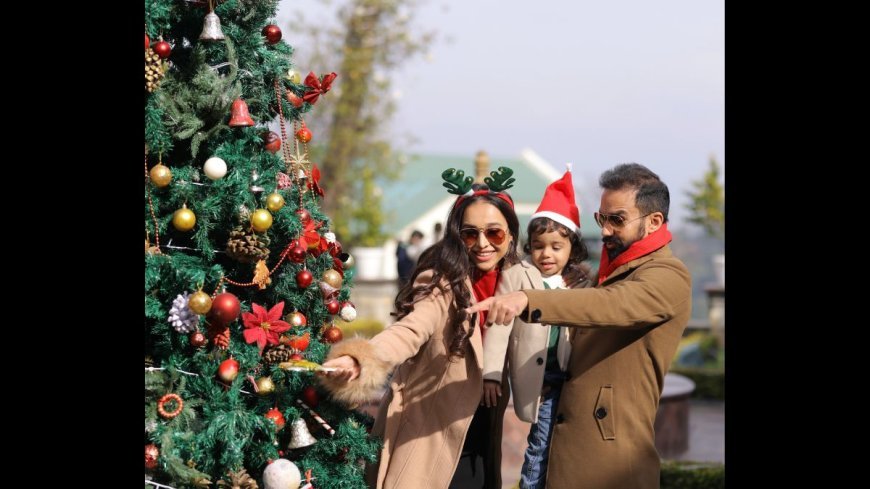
[
  {"x1": 565, "y1": 271, "x2": 591, "y2": 289},
  {"x1": 318, "y1": 355, "x2": 360, "y2": 382},
  {"x1": 482, "y1": 380, "x2": 502, "y2": 407}
]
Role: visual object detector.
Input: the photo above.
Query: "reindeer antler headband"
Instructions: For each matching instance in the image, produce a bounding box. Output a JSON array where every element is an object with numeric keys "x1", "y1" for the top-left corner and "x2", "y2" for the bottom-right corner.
[{"x1": 442, "y1": 166, "x2": 516, "y2": 208}]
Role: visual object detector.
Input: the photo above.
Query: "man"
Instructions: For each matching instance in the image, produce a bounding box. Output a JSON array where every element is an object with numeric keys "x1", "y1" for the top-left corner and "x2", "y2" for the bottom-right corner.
[{"x1": 467, "y1": 163, "x2": 691, "y2": 489}]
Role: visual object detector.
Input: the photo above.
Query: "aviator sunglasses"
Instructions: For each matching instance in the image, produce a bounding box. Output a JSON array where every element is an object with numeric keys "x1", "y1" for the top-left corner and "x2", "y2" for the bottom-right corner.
[{"x1": 459, "y1": 227, "x2": 507, "y2": 247}]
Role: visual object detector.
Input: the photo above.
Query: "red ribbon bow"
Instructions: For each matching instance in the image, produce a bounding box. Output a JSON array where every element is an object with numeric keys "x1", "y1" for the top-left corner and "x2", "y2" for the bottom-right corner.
[{"x1": 303, "y1": 71, "x2": 337, "y2": 104}]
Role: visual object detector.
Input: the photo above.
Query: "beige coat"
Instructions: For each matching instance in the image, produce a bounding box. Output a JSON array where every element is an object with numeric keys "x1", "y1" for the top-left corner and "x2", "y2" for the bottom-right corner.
[
  {"x1": 319, "y1": 270, "x2": 507, "y2": 489},
  {"x1": 522, "y1": 245, "x2": 691, "y2": 489},
  {"x1": 482, "y1": 258, "x2": 591, "y2": 423}
]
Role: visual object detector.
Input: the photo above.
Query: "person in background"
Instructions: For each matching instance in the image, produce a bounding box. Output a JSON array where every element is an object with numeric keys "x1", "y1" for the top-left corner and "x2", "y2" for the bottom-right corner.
[
  {"x1": 467, "y1": 163, "x2": 691, "y2": 489},
  {"x1": 482, "y1": 166, "x2": 592, "y2": 489},
  {"x1": 319, "y1": 167, "x2": 520, "y2": 489},
  {"x1": 433, "y1": 222, "x2": 444, "y2": 243},
  {"x1": 396, "y1": 230, "x2": 424, "y2": 287}
]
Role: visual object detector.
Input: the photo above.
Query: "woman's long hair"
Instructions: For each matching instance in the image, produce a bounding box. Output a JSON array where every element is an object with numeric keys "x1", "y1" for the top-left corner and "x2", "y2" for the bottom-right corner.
[
  {"x1": 522, "y1": 217, "x2": 591, "y2": 286},
  {"x1": 393, "y1": 184, "x2": 520, "y2": 360}
]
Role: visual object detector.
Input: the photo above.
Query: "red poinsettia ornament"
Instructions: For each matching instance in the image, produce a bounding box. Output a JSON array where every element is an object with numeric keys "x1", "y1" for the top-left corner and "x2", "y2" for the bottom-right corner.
[{"x1": 242, "y1": 302, "x2": 291, "y2": 353}]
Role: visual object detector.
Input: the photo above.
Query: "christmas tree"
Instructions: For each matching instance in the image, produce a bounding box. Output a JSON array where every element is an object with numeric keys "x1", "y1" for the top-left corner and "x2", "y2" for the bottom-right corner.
[{"x1": 144, "y1": 1, "x2": 378, "y2": 488}]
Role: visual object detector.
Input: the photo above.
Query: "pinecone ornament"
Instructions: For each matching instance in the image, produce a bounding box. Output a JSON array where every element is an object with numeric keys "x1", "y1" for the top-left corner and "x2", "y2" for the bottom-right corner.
[
  {"x1": 191, "y1": 476, "x2": 213, "y2": 488},
  {"x1": 145, "y1": 47, "x2": 167, "y2": 93},
  {"x1": 168, "y1": 292, "x2": 199, "y2": 333},
  {"x1": 263, "y1": 344, "x2": 292, "y2": 364},
  {"x1": 209, "y1": 324, "x2": 231, "y2": 350},
  {"x1": 226, "y1": 225, "x2": 271, "y2": 263},
  {"x1": 217, "y1": 469, "x2": 259, "y2": 489}
]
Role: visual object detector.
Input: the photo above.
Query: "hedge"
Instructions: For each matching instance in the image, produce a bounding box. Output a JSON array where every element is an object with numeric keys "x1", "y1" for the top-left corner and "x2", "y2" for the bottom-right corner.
[
  {"x1": 661, "y1": 461, "x2": 725, "y2": 489},
  {"x1": 670, "y1": 366, "x2": 725, "y2": 400}
]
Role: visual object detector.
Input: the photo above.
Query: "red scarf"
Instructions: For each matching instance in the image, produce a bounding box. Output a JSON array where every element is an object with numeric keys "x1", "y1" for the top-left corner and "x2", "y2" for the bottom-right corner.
[
  {"x1": 472, "y1": 268, "x2": 500, "y2": 340},
  {"x1": 597, "y1": 223, "x2": 672, "y2": 285}
]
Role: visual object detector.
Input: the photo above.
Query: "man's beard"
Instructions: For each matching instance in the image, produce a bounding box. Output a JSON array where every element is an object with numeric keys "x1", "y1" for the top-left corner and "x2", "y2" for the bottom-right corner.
[{"x1": 602, "y1": 225, "x2": 646, "y2": 261}]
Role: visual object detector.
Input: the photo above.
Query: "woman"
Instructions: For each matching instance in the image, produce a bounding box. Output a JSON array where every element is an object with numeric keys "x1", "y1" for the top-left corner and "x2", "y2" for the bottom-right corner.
[{"x1": 319, "y1": 168, "x2": 519, "y2": 489}]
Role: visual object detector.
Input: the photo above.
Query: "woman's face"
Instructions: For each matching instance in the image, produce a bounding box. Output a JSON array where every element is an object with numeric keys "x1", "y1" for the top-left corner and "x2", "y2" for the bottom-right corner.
[{"x1": 460, "y1": 201, "x2": 512, "y2": 272}]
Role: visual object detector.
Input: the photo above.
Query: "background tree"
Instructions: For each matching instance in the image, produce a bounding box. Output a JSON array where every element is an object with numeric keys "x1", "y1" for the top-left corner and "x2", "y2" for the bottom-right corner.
[
  {"x1": 288, "y1": 0, "x2": 436, "y2": 245},
  {"x1": 144, "y1": 1, "x2": 377, "y2": 487},
  {"x1": 684, "y1": 155, "x2": 725, "y2": 240}
]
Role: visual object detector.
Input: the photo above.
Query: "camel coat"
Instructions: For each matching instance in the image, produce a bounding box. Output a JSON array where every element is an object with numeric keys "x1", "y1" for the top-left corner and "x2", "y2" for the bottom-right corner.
[
  {"x1": 319, "y1": 270, "x2": 508, "y2": 489},
  {"x1": 482, "y1": 258, "x2": 592, "y2": 423},
  {"x1": 521, "y1": 245, "x2": 691, "y2": 489}
]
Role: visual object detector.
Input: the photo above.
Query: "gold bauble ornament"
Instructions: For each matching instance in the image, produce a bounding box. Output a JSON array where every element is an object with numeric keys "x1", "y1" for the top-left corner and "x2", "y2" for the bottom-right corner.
[
  {"x1": 322, "y1": 269, "x2": 343, "y2": 289},
  {"x1": 149, "y1": 164, "x2": 172, "y2": 188},
  {"x1": 266, "y1": 192, "x2": 285, "y2": 212},
  {"x1": 286, "y1": 69, "x2": 302, "y2": 84},
  {"x1": 250, "y1": 209, "x2": 273, "y2": 233},
  {"x1": 172, "y1": 205, "x2": 196, "y2": 232},
  {"x1": 187, "y1": 290, "x2": 213, "y2": 315},
  {"x1": 255, "y1": 376, "x2": 275, "y2": 396}
]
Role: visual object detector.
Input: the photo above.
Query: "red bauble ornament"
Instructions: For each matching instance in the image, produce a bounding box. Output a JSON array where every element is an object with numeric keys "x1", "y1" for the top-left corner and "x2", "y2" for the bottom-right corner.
[
  {"x1": 295, "y1": 127, "x2": 312, "y2": 143},
  {"x1": 153, "y1": 41, "x2": 172, "y2": 59},
  {"x1": 262, "y1": 24, "x2": 282, "y2": 44},
  {"x1": 289, "y1": 245, "x2": 307, "y2": 263},
  {"x1": 286, "y1": 91, "x2": 303, "y2": 107},
  {"x1": 296, "y1": 209, "x2": 311, "y2": 223},
  {"x1": 296, "y1": 270, "x2": 313, "y2": 288},
  {"x1": 217, "y1": 358, "x2": 240, "y2": 383},
  {"x1": 289, "y1": 353, "x2": 303, "y2": 361},
  {"x1": 323, "y1": 325, "x2": 343, "y2": 344},
  {"x1": 211, "y1": 293, "x2": 241, "y2": 324},
  {"x1": 189, "y1": 331, "x2": 208, "y2": 348},
  {"x1": 325, "y1": 299, "x2": 340, "y2": 315},
  {"x1": 283, "y1": 331, "x2": 310, "y2": 351},
  {"x1": 301, "y1": 386, "x2": 319, "y2": 408},
  {"x1": 262, "y1": 131, "x2": 281, "y2": 153},
  {"x1": 145, "y1": 33, "x2": 150, "y2": 50},
  {"x1": 145, "y1": 444, "x2": 159, "y2": 470},
  {"x1": 285, "y1": 311, "x2": 307, "y2": 328},
  {"x1": 330, "y1": 241, "x2": 343, "y2": 257},
  {"x1": 265, "y1": 407, "x2": 286, "y2": 431}
]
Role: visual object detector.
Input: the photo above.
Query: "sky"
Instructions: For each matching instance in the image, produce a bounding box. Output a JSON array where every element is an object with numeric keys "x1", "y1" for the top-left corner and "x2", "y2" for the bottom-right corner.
[{"x1": 277, "y1": 0, "x2": 724, "y2": 229}]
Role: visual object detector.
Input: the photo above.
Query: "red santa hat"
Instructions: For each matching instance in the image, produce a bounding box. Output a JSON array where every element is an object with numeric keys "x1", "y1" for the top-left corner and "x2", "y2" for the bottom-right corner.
[{"x1": 531, "y1": 164, "x2": 581, "y2": 233}]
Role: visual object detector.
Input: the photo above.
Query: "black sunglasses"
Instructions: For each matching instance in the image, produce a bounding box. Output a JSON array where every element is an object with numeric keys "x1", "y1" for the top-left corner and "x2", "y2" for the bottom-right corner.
[
  {"x1": 593, "y1": 211, "x2": 651, "y2": 229},
  {"x1": 459, "y1": 227, "x2": 507, "y2": 246}
]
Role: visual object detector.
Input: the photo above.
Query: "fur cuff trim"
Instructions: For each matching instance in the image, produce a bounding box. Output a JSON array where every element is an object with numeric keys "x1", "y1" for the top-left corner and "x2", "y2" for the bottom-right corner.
[{"x1": 317, "y1": 337, "x2": 391, "y2": 407}]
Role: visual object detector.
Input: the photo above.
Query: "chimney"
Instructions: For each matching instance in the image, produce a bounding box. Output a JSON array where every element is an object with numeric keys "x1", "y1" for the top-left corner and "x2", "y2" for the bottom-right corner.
[{"x1": 474, "y1": 150, "x2": 490, "y2": 184}]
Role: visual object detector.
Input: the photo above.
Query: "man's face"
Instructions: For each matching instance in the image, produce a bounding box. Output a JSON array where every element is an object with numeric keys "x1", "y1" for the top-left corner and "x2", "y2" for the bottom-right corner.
[{"x1": 596, "y1": 188, "x2": 649, "y2": 260}]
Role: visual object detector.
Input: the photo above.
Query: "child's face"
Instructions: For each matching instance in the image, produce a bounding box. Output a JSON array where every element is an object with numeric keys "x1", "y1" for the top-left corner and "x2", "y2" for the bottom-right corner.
[{"x1": 530, "y1": 230, "x2": 572, "y2": 277}]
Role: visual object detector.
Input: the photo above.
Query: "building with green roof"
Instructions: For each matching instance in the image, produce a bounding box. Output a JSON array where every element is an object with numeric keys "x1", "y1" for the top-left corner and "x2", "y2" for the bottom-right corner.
[{"x1": 352, "y1": 148, "x2": 601, "y2": 281}]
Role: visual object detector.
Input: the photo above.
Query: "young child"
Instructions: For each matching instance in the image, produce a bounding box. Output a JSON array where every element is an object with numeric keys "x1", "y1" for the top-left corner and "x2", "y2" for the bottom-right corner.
[{"x1": 482, "y1": 166, "x2": 592, "y2": 489}]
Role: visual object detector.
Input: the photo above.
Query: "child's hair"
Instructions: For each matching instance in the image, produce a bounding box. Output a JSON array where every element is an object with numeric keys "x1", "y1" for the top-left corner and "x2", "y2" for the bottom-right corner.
[{"x1": 523, "y1": 217, "x2": 590, "y2": 285}]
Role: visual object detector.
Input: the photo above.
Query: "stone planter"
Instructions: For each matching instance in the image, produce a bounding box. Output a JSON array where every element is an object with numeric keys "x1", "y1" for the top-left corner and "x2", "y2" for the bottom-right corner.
[{"x1": 351, "y1": 246, "x2": 385, "y2": 281}]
